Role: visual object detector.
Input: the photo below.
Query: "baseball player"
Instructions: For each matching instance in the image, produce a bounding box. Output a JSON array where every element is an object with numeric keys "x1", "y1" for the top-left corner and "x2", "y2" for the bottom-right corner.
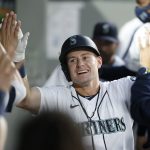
[
  {"x1": 0, "y1": 11, "x2": 27, "y2": 113},
  {"x1": 117, "y1": 0, "x2": 150, "y2": 72},
  {"x1": 14, "y1": 34, "x2": 150, "y2": 150},
  {"x1": 0, "y1": 44, "x2": 12, "y2": 150},
  {"x1": 117, "y1": 0, "x2": 148, "y2": 60},
  {"x1": 92, "y1": 21, "x2": 125, "y2": 66},
  {"x1": 16, "y1": 112, "x2": 86, "y2": 150},
  {"x1": 0, "y1": 12, "x2": 28, "y2": 149},
  {"x1": 44, "y1": 22, "x2": 125, "y2": 86},
  {"x1": 117, "y1": 1, "x2": 150, "y2": 149},
  {"x1": 0, "y1": 40, "x2": 25, "y2": 150}
]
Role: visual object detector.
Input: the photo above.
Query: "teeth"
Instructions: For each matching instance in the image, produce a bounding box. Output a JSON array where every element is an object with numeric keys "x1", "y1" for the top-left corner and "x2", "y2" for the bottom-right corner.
[{"x1": 78, "y1": 70, "x2": 87, "y2": 74}]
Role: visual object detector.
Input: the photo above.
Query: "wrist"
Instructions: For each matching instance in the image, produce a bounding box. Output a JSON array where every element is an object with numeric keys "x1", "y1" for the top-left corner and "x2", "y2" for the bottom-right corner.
[
  {"x1": 138, "y1": 67, "x2": 150, "y2": 76},
  {"x1": 146, "y1": 68, "x2": 150, "y2": 73},
  {"x1": 13, "y1": 52, "x2": 25, "y2": 62},
  {"x1": 0, "y1": 90, "x2": 5, "y2": 115},
  {"x1": 15, "y1": 64, "x2": 26, "y2": 78}
]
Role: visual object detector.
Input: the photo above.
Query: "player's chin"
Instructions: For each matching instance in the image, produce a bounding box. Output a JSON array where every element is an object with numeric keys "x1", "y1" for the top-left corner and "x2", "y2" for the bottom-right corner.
[{"x1": 74, "y1": 78, "x2": 91, "y2": 86}]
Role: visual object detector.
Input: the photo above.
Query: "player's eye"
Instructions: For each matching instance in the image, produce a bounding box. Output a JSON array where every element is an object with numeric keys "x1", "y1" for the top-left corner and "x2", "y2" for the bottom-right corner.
[
  {"x1": 83, "y1": 56, "x2": 87, "y2": 60},
  {"x1": 82, "y1": 55, "x2": 90, "y2": 61},
  {"x1": 68, "y1": 58, "x2": 77, "y2": 64}
]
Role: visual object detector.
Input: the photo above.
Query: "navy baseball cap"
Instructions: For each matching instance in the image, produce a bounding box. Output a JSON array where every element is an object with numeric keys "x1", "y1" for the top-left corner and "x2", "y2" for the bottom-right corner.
[{"x1": 92, "y1": 22, "x2": 118, "y2": 43}]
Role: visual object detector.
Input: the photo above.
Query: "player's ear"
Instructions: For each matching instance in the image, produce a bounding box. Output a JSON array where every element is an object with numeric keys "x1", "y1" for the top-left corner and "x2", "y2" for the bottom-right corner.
[{"x1": 97, "y1": 56, "x2": 102, "y2": 69}]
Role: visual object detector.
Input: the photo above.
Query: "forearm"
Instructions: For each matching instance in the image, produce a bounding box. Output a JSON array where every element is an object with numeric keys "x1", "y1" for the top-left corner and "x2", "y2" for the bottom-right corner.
[
  {"x1": 16, "y1": 85, "x2": 41, "y2": 114},
  {"x1": 14, "y1": 63, "x2": 40, "y2": 113},
  {"x1": 0, "y1": 116, "x2": 7, "y2": 150},
  {"x1": 0, "y1": 91, "x2": 6, "y2": 114},
  {"x1": 99, "y1": 65, "x2": 136, "y2": 81},
  {"x1": 130, "y1": 68, "x2": 150, "y2": 125}
]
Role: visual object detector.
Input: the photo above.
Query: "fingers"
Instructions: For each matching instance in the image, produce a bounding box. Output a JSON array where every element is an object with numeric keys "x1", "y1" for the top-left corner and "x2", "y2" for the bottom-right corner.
[
  {"x1": 0, "y1": 43, "x2": 15, "y2": 66},
  {"x1": 138, "y1": 27, "x2": 150, "y2": 68},
  {"x1": 18, "y1": 25, "x2": 23, "y2": 39},
  {"x1": 144, "y1": 27, "x2": 150, "y2": 47},
  {"x1": 23, "y1": 32, "x2": 30, "y2": 41},
  {"x1": 0, "y1": 11, "x2": 21, "y2": 54},
  {"x1": 14, "y1": 20, "x2": 21, "y2": 39},
  {"x1": 1, "y1": 13, "x2": 9, "y2": 32},
  {"x1": 6, "y1": 12, "x2": 13, "y2": 35},
  {"x1": 4, "y1": 11, "x2": 19, "y2": 39},
  {"x1": 0, "y1": 49, "x2": 16, "y2": 92},
  {"x1": 22, "y1": 32, "x2": 30, "y2": 45},
  {"x1": 138, "y1": 27, "x2": 150, "y2": 49},
  {"x1": 10, "y1": 12, "x2": 17, "y2": 35}
]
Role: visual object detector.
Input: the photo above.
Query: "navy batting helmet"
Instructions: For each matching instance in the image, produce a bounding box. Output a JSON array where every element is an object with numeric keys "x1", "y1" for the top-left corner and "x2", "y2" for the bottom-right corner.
[
  {"x1": 59, "y1": 35, "x2": 100, "y2": 64},
  {"x1": 59, "y1": 35, "x2": 100, "y2": 81}
]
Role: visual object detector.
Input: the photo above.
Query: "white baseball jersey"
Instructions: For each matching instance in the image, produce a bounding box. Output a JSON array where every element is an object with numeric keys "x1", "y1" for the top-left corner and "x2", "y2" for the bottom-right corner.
[
  {"x1": 117, "y1": 17, "x2": 143, "y2": 59},
  {"x1": 39, "y1": 77, "x2": 134, "y2": 150},
  {"x1": 3, "y1": 79, "x2": 26, "y2": 111},
  {"x1": 112, "y1": 55, "x2": 125, "y2": 66}
]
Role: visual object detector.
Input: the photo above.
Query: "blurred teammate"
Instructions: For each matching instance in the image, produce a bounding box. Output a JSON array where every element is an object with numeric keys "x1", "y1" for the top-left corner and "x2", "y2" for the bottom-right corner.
[
  {"x1": 92, "y1": 21, "x2": 124, "y2": 66},
  {"x1": 118, "y1": 1, "x2": 150, "y2": 149},
  {"x1": 16, "y1": 111, "x2": 86, "y2": 150},
  {"x1": 0, "y1": 11, "x2": 28, "y2": 149}
]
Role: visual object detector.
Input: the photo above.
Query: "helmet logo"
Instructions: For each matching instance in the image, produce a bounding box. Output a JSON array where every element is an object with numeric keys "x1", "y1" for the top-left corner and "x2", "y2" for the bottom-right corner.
[
  {"x1": 102, "y1": 24, "x2": 110, "y2": 34},
  {"x1": 70, "y1": 37, "x2": 77, "y2": 45}
]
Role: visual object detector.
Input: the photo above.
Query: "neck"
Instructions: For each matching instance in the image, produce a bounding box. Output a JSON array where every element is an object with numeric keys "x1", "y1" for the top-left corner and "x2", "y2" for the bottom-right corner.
[{"x1": 74, "y1": 82, "x2": 100, "y2": 96}]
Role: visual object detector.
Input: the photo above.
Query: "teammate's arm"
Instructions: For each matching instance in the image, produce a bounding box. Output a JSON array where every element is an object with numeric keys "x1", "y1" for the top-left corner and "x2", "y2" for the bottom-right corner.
[
  {"x1": 130, "y1": 27, "x2": 150, "y2": 125},
  {"x1": 0, "y1": 11, "x2": 40, "y2": 114},
  {"x1": 16, "y1": 83, "x2": 41, "y2": 114}
]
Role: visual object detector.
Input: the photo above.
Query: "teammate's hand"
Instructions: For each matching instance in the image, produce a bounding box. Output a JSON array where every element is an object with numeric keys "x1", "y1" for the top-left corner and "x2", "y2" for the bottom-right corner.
[
  {"x1": 0, "y1": 11, "x2": 21, "y2": 55},
  {"x1": 13, "y1": 32, "x2": 30, "y2": 62},
  {"x1": 138, "y1": 27, "x2": 150, "y2": 69}
]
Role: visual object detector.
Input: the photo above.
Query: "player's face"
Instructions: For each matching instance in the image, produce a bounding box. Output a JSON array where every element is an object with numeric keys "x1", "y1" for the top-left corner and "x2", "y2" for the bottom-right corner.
[
  {"x1": 67, "y1": 50, "x2": 102, "y2": 86},
  {"x1": 94, "y1": 39, "x2": 118, "y2": 64}
]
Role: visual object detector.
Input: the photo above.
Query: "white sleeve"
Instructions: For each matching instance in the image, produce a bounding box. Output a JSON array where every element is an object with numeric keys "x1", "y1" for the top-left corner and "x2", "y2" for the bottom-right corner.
[
  {"x1": 38, "y1": 86, "x2": 59, "y2": 113},
  {"x1": 2, "y1": 92, "x2": 9, "y2": 112},
  {"x1": 1, "y1": 80, "x2": 26, "y2": 112},
  {"x1": 117, "y1": 18, "x2": 142, "y2": 58},
  {"x1": 11, "y1": 79, "x2": 26, "y2": 105},
  {"x1": 38, "y1": 86, "x2": 71, "y2": 113},
  {"x1": 110, "y1": 77, "x2": 134, "y2": 109}
]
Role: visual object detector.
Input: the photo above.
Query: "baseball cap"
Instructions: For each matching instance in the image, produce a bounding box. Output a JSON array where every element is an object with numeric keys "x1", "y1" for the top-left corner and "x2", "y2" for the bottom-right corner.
[{"x1": 92, "y1": 22, "x2": 118, "y2": 43}]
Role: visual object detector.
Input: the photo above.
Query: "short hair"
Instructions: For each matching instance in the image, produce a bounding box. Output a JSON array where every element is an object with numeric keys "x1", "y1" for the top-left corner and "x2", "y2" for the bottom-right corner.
[
  {"x1": 16, "y1": 111, "x2": 85, "y2": 150},
  {"x1": 136, "y1": 0, "x2": 150, "y2": 5}
]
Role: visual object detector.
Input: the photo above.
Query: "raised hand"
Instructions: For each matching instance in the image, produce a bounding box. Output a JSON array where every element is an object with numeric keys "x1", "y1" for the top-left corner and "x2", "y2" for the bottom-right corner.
[
  {"x1": 138, "y1": 27, "x2": 150, "y2": 69},
  {"x1": 0, "y1": 43, "x2": 16, "y2": 91},
  {"x1": 13, "y1": 32, "x2": 30, "y2": 62},
  {"x1": 0, "y1": 11, "x2": 21, "y2": 54}
]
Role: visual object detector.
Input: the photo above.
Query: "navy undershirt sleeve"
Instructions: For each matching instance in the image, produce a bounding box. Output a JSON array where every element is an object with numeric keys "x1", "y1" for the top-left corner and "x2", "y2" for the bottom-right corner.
[{"x1": 130, "y1": 69, "x2": 150, "y2": 126}]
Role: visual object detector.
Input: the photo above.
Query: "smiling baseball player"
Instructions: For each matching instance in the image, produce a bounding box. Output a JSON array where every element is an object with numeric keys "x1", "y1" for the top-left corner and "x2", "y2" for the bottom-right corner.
[{"x1": 18, "y1": 35, "x2": 136, "y2": 150}]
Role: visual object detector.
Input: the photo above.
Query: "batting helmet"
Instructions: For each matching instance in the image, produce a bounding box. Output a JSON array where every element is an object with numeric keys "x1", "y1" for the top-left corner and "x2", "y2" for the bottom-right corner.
[{"x1": 59, "y1": 35, "x2": 100, "y2": 81}]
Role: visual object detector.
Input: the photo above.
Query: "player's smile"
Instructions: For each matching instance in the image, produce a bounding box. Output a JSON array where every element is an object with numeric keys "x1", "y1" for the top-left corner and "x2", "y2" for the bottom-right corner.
[{"x1": 77, "y1": 69, "x2": 89, "y2": 75}]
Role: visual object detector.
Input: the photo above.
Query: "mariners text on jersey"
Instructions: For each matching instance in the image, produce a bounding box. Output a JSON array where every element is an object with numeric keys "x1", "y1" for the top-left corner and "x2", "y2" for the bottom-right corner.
[{"x1": 79, "y1": 117, "x2": 126, "y2": 136}]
